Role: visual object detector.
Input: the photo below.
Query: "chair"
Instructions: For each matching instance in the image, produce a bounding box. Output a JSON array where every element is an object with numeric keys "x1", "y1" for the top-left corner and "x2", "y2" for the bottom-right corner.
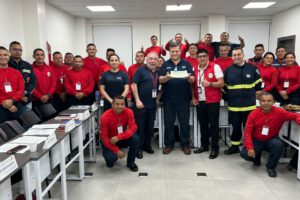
[
  {"x1": 0, "y1": 123, "x2": 18, "y2": 141},
  {"x1": 34, "y1": 103, "x2": 58, "y2": 121},
  {"x1": 5, "y1": 120, "x2": 26, "y2": 135},
  {"x1": 0, "y1": 129, "x2": 6, "y2": 144},
  {"x1": 19, "y1": 110, "x2": 42, "y2": 128}
]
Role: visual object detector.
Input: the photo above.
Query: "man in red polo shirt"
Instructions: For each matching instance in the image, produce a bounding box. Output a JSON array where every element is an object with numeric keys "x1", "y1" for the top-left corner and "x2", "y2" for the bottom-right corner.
[
  {"x1": 100, "y1": 95, "x2": 139, "y2": 172},
  {"x1": 197, "y1": 33, "x2": 215, "y2": 61},
  {"x1": 214, "y1": 43, "x2": 234, "y2": 72},
  {"x1": 165, "y1": 33, "x2": 189, "y2": 58},
  {"x1": 51, "y1": 51, "x2": 70, "y2": 112},
  {"x1": 32, "y1": 48, "x2": 56, "y2": 108},
  {"x1": 0, "y1": 46, "x2": 25, "y2": 123},
  {"x1": 241, "y1": 92, "x2": 300, "y2": 177}
]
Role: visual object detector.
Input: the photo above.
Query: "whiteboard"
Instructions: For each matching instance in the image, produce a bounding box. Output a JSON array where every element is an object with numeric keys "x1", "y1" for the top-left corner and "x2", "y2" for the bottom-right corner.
[
  {"x1": 160, "y1": 22, "x2": 201, "y2": 59},
  {"x1": 228, "y1": 21, "x2": 271, "y2": 60},
  {"x1": 92, "y1": 24, "x2": 132, "y2": 68}
]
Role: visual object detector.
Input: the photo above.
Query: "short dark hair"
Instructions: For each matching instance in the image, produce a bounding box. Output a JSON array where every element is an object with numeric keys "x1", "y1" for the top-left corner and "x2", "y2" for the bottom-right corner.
[
  {"x1": 65, "y1": 52, "x2": 73, "y2": 56},
  {"x1": 151, "y1": 35, "x2": 158, "y2": 40},
  {"x1": 175, "y1": 33, "x2": 182, "y2": 37},
  {"x1": 255, "y1": 44, "x2": 264, "y2": 49},
  {"x1": 284, "y1": 52, "x2": 296, "y2": 59},
  {"x1": 158, "y1": 56, "x2": 165, "y2": 62},
  {"x1": 0, "y1": 46, "x2": 8, "y2": 51},
  {"x1": 205, "y1": 33, "x2": 212, "y2": 37},
  {"x1": 169, "y1": 41, "x2": 180, "y2": 49},
  {"x1": 276, "y1": 46, "x2": 286, "y2": 52},
  {"x1": 263, "y1": 52, "x2": 275, "y2": 60},
  {"x1": 106, "y1": 48, "x2": 115, "y2": 53},
  {"x1": 87, "y1": 43, "x2": 96, "y2": 48},
  {"x1": 9, "y1": 41, "x2": 21, "y2": 48},
  {"x1": 198, "y1": 49, "x2": 208, "y2": 55},
  {"x1": 113, "y1": 95, "x2": 125, "y2": 102},
  {"x1": 52, "y1": 51, "x2": 62, "y2": 56},
  {"x1": 260, "y1": 92, "x2": 274, "y2": 99},
  {"x1": 136, "y1": 51, "x2": 144, "y2": 56},
  {"x1": 108, "y1": 54, "x2": 120, "y2": 61},
  {"x1": 33, "y1": 48, "x2": 44, "y2": 55},
  {"x1": 73, "y1": 55, "x2": 83, "y2": 60},
  {"x1": 188, "y1": 43, "x2": 198, "y2": 48},
  {"x1": 220, "y1": 43, "x2": 230, "y2": 48},
  {"x1": 221, "y1": 32, "x2": 229, "y2": 36}
]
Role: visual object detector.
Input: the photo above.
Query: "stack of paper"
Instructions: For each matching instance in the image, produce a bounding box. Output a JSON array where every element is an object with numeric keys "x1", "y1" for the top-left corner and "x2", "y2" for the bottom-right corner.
[
  {"x1": 9, "y1": 136, "x2": 47, "y2": 152},
  {"x1": 69, "y1": 105, "x2": 90, "y2": 110},
  {"x1": 0, "y1": 143, "x2": 30, "y2": 154}
]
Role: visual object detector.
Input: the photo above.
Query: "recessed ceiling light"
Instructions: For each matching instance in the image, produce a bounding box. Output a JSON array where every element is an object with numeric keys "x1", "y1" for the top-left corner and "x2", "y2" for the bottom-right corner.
[
  {"x1": 166, "y1": 4, "x2": 192, "y2": 11},
  {"x1": 86, "y1": 6, "x2": 115, "y2": 12},
  {"x1": 243, "y1": 2, "x2": 276, "y2": 9}
]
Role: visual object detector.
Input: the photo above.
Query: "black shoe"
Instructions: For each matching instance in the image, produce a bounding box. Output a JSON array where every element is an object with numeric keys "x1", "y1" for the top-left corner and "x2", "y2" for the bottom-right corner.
[
  {"x1": 224, "y1": 146, "x2": 240, "y2": 155},
  {"x1": 143, "y1": 147, "x2": 154, "y2": 154},
  {"x1": 106, "y1": 162, "x2": 114, "y2": 168},
  {"x1": 127, "y1": 163, "x2": 138, "y2": 172},
  {"x1": 209, "y1": 150, "x2": 219, "y2": 159},
  {"x1": 136, "y1": 151, "x2": 143, "y2": 159},
  {"x1": 267, "y1": 168, "x2": 277, "y2": 177},
  {"x1": 193, "y1": 147, "x2": 209, "y2": 154}
]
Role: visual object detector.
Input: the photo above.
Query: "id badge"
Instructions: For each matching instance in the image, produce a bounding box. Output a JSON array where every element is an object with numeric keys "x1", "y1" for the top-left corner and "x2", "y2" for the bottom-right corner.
[
  {"x1": 262, "y1": 125, "x2": 269, "y2": 136},
  {"x1": 261, "y1": 82, "x2": 265, "y2": 88},
  {"x1": 100, "y1": 100, "x2": 104, "y2": 107},
  {"x1": 60, "y1": 77, "x2": 64, "y2": 84},
  {"x1": 284, "y1": 81, "x2": 289, "y2": 88},
  {"x1": 4, "y1": 82, "x2": 12, "y2": 92},
  {"x1": 158, "y1": 84, "x2": 162, "y2": 91},
  {"x1": 117, "y1": 124, "x2": 123, "y2": 134},
  {"x1": 152, "y1": 89, "x2": 157, "y2": 98},
  {"x1": 76, "y1": 83, "x2": 81, "y2": 90},
  {"x1": 198, "y1": 87, "x2": 202, "y2": 94}
]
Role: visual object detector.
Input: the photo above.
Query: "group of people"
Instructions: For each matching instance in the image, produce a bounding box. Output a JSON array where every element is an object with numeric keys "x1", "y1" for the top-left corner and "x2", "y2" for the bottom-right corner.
[{"x1": 1, "y1": 31, "x2": 300, "y2": 176}]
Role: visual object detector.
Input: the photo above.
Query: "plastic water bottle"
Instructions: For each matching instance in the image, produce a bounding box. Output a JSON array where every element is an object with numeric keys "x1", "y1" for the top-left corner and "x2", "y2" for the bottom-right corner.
[{"x1": 95, "y1": 91, "x2": 100, "y2": 105}]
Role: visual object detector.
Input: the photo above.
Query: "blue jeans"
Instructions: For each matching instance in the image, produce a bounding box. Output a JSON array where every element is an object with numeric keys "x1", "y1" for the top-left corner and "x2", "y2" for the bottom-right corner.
[
  {"x1": 102, "y1": 134, "x2": 139, "y2": 166},
  {"x1": 240, "y1": 137, "x2": 284, "y2": 169},
  {"x1": 164, "y1": 102, "x2": 190, "y2": 148}
]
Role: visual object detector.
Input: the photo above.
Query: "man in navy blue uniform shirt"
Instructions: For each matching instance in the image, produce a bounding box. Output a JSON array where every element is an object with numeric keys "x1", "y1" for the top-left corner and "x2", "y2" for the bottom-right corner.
[
  {"x1": 132, "y1": 52, "x2": 159, "y2": 159},
  {"x1": 159, "y1": 41, "x2": 195, "y2": 155}
]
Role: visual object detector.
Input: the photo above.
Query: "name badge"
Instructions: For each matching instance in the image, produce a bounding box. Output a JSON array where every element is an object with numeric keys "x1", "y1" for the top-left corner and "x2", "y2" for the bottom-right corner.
[
  {"x1": 60, "y1": 77, "x2": 64, "y2": 84},
  {"x1": 198, "y1": 87, "x2": 202, "y2": 94},
  {"x1": 117, "y1": 124, "x2": 123, "y2": 134},
  {"x1": 284, "y1": 81, "x2": 289, "y2": 88},
  {"x1": 152, "y1": 89, "x2": 157, "y2": 98},
  {"x1": 76, "y1": 83, "x2": 81, "y2": 90},
  {"x1": 262, "y1": 125, "x2": 269, "y2": 136},
  {"x1": 158, "y1": 84, "x2": 162, "y2": 91},
  {"x1": 100, "y1": 100, "x2": 104, "y2": 107},
  {"x1": 261, "y1": 82, "x2": 265, "y2": 88},
  {"x1": 4, "y1": 82, "x2": 12, "y2": 92}
]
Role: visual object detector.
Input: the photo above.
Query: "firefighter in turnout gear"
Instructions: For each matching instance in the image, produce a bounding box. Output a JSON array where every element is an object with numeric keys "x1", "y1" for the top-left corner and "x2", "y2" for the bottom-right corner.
[{"x1": 223, "y1": 47, "x2": 262, "y2": 155}]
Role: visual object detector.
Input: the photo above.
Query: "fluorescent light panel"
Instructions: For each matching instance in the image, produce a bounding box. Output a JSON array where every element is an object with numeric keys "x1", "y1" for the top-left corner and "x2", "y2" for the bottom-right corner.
[
  {"x1": 87, "y1": 6, "x2": 115, "y2": 12},
  {"x1": 243, "y1": 2, "x2": 276, "y2": 9},
  {"x1": 166, "y1": 4, "x2": 192, "y2": 11}
]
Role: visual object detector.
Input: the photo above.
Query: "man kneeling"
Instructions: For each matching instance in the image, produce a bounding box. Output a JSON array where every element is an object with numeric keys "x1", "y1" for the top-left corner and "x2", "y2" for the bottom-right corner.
[
  {"x1": 100, "y1": 95, "x2": 139, "y2": 172},
  {"x1": 241, "y1": 92, "x2": 300, "y2": 177}
]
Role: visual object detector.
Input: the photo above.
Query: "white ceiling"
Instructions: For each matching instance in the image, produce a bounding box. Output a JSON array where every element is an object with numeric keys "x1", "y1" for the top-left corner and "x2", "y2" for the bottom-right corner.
[{"x1": 46, "y1": 0, "x2": 300, "y2": 19}]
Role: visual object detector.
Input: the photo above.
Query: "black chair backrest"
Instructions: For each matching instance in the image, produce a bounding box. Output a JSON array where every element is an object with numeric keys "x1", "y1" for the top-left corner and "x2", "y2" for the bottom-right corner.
[
  {"x1": 34, "y1": 103, "x2": 57, "y2": 121},
  {"x1": 0, "y1": 128, "x2": 8, "y2": 142},
  {"x1": 19, "y1": 110, "x2": 42, "y2": 128},
  {"x1": 5, "y1": 120, "x2": 26, "y2": 135},
  {"x1": 0, "y1": 123, "x2": 18, "y2": 140},
  {"x1": 0, "y1": 134, "x2": 5, "y2": 145}
]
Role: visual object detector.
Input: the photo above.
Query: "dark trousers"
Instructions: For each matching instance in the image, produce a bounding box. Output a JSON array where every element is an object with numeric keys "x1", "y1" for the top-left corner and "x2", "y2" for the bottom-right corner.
[
  {"x1": 134, "y1": 107, "x2": 156, "y2": 150},
  {"x1": 32, "y1": 99, "x2": 53, "y2": 110},
  {"x1": 229, "y1": 111, "x2": 251, "y2": 145},
  {"x1": 101, "y1": 135, "x2": 139, "y2": 165},
  {"x1": 67, "y1": 95, "x2": 91, "y2": 107},
  {"x1": 240, "y1": 137, "x2": 284, "y2": 169},
  {"x1": 196, "y1": 101, "x2": 220, "y2": 150},
  {"x1": 164, "y1": 102, "x2": 190, "y2": 148},
  {"x1": 53, "y1": 94, "x2": 68, "y2": 112},
  {"x1": 0, "y1": 102, "x2": 23, "y2": 124}
]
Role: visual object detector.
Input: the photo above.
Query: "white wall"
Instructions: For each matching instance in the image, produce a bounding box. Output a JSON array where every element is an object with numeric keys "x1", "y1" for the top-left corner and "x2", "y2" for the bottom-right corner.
[
  {"x1": 46, "y1": 3, "x2": 75, "y2": 56},
  {"x1": 270, "y1": 5, "x2": 300, "y2": 60},
  {"x1": 0, "y1": 0, "x2": 24, "y2": 49}
]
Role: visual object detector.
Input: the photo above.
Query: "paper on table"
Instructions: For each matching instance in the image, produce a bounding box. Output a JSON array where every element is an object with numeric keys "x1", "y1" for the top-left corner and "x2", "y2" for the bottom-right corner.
[
  {"x1": 170, "y1": 70, "x2": 189, "y2": 78},
  {"x1": 23, "y1": 129, "x2": 56, "y2": 136},
  {"x1": 69, "y1": 105, "x2": 90, "y2": 110},
  {"x1": 0, "y1": 143, "x2": 30, "y2": 153},
  {"x1": 0, "y1": 156, "x2": 18, "y2": 181},
  {"x1": 10, "y1": 136, "x2": 47, "y2": 144},
  {"x1": 31, "y1": 124, "x2": 61, "y2": 129}
]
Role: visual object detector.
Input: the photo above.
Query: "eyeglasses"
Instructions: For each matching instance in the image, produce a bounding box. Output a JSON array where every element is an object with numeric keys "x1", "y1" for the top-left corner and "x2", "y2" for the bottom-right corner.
[{"x1": 11, "y1": 48, "x2": 23, "y2": 52}]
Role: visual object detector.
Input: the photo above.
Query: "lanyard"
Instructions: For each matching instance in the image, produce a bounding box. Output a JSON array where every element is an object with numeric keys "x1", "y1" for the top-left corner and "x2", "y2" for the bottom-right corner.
[
  {"x1": 198, "y1": 68, "x2": 206, "y2": 87},
  {"x1": 148, "y1": 69, "x2": 158, "y2": 88}
]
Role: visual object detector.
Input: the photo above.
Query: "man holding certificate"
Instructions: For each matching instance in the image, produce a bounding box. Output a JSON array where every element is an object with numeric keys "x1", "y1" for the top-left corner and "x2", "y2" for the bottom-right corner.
[{"x1": 159, "y1": 41, "x2": 195, "y2": 155}]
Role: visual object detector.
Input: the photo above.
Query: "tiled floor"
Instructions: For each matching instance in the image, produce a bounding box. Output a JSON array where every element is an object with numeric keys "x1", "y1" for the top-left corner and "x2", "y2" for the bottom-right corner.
[{"x1": 52, "y1": 143, "x2": 300, "y2": 200}]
